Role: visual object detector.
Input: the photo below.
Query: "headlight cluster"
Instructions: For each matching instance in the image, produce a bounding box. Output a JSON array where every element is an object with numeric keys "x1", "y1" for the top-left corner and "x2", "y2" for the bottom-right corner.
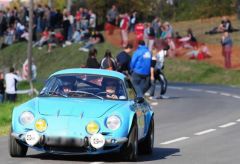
[
  {"x1": 19, "y1": 111, "x2": 34, "y2": 125},
  {"x1": 106, "y1": 115, "x2": 121, "y2": 131}
]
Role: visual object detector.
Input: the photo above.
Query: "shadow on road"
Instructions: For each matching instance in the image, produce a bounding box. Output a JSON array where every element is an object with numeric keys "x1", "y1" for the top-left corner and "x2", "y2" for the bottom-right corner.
[{"x1": 26, "y1": 147, "x2": 180, "y2": 162}]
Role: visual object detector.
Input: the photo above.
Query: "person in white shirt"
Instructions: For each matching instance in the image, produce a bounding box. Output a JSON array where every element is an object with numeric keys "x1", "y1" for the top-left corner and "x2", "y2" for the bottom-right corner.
[
  {"x1": 5, "y1": 67, "x2": 22, "y2": 102},
  {"x1": 148, "y1": 46, "x2": 169, "y2": 99}
]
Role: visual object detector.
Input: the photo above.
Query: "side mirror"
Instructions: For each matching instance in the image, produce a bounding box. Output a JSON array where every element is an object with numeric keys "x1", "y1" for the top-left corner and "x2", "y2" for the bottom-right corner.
[{"x1": 134, "y1": 97, "x2": 145, "y2": 104}]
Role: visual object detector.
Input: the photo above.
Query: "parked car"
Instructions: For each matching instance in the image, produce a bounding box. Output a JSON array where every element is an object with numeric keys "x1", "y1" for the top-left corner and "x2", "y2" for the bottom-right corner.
[{"x1": 9, "y1": 68, "x2": 154, "y2": 161}]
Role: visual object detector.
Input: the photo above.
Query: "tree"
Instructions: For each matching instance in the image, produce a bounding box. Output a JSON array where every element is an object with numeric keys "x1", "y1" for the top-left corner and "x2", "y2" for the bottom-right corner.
[{"x1": 27, "y1": 0, "x2": 33, "y2": 94}]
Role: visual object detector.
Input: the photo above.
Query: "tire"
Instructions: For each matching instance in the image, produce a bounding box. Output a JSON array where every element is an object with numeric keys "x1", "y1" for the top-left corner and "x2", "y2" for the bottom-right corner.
[
  {"x1": 139, "y1": 117, "x2": 154, "y2": 154},
  {"x1": 160, "y1": 74, "x2": 168, "y2": 95},
  {"x1": 121, "y1": 120, "x2": 138, "y2": 161},
  {"x1": 9, "y1": 130, "x2": 28, "y2": 157}
]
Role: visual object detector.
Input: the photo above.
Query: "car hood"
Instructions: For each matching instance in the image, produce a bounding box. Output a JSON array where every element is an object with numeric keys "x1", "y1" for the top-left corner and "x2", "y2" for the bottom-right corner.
[{"x1": 36, "y1": 97, "x2": 122, "y2": 118}]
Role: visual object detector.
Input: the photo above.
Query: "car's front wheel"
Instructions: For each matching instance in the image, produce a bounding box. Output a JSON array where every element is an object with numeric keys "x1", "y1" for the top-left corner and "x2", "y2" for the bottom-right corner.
[
  {"x1": 139, "y1": 116, "x2": 154, "y2": 154},
  {"x1": 121, "y1": 120, "x2": 138, "y2": 161},
  {"x1": 9, "y1": 130, "x2": 28, "y2": 157}
]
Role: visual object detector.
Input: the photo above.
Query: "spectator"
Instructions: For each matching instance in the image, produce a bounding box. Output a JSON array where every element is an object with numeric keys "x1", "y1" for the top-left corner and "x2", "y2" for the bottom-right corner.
[
  {"x1": 4, "y1": 25, "x2": 15, "y2": 45},
  {"x1": 79, "y1": 31, "x2": 104, "y2": 52},
  {"x1": 166, "y1": 37, "x2": 176, "y2": 57},
  {"x1": 147, "y1": 22, "x2": 155, "y2": 51},
  {"x1": 85, "y1": 48, "x2": 100, "y2": 68},
  {"x1": 179, "y1": 28, "x2": 197, "y2": 48},
  {"x1": 0, "y1": 71, "x2": 5, "y2": 103},
  {"x1": 119, "y1": 12, "x2": 130, "y2": 47},
  {"x1": 89, "y1": 9, "x2": 96, "y2": 31},
  {"x1": 129, "y1": 11, "x2": 137, "y2": 32},
  {"x1": 22, "y1": 59, "x2": 37, "y2": 81},
  {"x1": 134, "y1": 22, "x2": 144, "y2": 47},
  {"x1": 47, "y1": 31, "x2": 57, "y2": 53},
  {"x1": 75, "y1": 8, "x2": 82, "y2": 30},
  {"x1": 100, "y1": 50, "x2": 117, "y2": 70},
  {"x1": 160, "y1": 22, "x2": 173, "y2": 39},
  {"x1": 63, "y1": 12, "x2": 70, "y2": 41},
  {"x1": 152, "y1": 17, "x2": 161, "y2": 38},
  {"x1": 106, "y1": 5, "x2": 119, "y2": 35},
  {"x1": 148, "y1": 46, "x2": 168, "y2": 98},
  {"x1": 0, "y1": 10, "x2": 7, "y2": 49},
  {"x1": 116, "y1": 43, "x2": 133, "y2": 75},
  {"x1": 206, "y1": 16, "x2": 239, "y2": 35},
  {"x1": 221, "y1": 31, "x2": 233, "y2": 68},
  {"x1": 130, "y1": 40, "x2": 152, "y2": 97},
  {"x1": 5, "y1": 67, "x2": 22, "y2": 102},
  {"x1": 33, "y1": 27, "x2": 49, "y2": 49}
]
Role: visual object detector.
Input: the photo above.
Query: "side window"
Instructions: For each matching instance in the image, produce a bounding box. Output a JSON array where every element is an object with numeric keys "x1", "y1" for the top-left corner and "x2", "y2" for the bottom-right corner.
[{"x1": 125, "y1": 79, "x2": 136, "y2": 100}]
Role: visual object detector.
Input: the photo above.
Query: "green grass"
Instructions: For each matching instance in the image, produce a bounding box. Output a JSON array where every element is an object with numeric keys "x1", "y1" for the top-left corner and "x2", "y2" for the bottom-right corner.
[{"x1": 165, "y1": 58, "x2": 240, "y2": 86}]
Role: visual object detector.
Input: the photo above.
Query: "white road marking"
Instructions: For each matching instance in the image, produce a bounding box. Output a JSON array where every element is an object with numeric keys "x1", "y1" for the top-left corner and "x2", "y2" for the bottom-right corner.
[
  {"x1": 169, "y1": 86, "x2": 183, "y2": 90},
  {"x1": 187, "y1": 88, "x2": 202, "y2": 92},
  {"x1": 232, "y1": 95, "x2": 240, "y2": 99},
  {"x1": 236, "y1": 119, "x2": 240, "y2": 122},
  {"x1": 194, "y1": 129, "x2": 216, "y2": 136},
  {"x1": 90, "y1": 162, "x2": 104, "y2": 164},
  {"x1": 160, "y1": 137, "x2": 189, "y2": 145},
  {"x1": 219, "y1": 122, "x2": 236, "y2": 128},
  {"x1": 205, "y1": 90, "x2": 218, "y2": 94},
  {"x1": 151, "y1": 102, "x2": 158, "y2": 106},
  {"x1": 220, "y1": 92, "x2": 231, "y2": 97}
]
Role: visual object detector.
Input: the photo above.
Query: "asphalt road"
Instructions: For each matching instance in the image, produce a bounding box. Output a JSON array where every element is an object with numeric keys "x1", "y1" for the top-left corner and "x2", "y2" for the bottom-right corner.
[{"x1": 1, "y1": 83, "x2": 240, "y2": 164}]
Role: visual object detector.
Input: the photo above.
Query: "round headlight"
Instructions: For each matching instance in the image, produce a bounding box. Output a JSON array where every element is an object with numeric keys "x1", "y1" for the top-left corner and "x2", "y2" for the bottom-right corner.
[
  {"x1": 86, "y1": 121, "x2": 100, "y2": 135},
  {"x1": 106, "y1": 115, "x2": 121, "y2": 130},
  {"x1": 35, "y1": 119, "x2": 47, "y2": 132},
  {"x1": 19, "y1": 111, "x2": 34, "y2": 125}
]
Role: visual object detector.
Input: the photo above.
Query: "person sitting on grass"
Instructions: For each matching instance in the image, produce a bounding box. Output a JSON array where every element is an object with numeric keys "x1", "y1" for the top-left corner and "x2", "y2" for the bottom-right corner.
[
  {"x1": 47, "y1": 31, "x2": 57, "y2": 53},
  {"x1": 187, "y1": 43, "x2": 211, "y2": 60},
  {"x1": 178, "y1": 28, "x2": 197, "y2": 49},
  {"x1": 79, "y1": 30, "x2": 104, "y2": 52},
  {"x1": 33, "y1": 27, "x2": 49, "y2": 49}
]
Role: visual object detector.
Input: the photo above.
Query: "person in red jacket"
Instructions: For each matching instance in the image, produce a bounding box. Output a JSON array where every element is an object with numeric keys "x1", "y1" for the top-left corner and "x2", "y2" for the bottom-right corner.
[
  {"x1": 134, "y1": 23, "x2": 145, "y2": 47},
  {"x1": 119, "y1": 13, "x2": 130, "y2": 47}
]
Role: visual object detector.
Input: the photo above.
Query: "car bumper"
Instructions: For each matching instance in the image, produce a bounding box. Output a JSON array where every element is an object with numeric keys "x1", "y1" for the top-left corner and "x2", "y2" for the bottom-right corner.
[{"x1": 11, "y1": 132, "x2": 128, "y2": 155}]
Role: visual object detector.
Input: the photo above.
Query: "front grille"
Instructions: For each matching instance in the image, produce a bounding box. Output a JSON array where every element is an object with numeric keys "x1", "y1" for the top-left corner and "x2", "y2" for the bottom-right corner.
[
  {"x1": 42, "y1": 136, "x2": 88, "y2": 147},
  {"x1": 45, "y1": 146, "x2": 89, "y2": 153}
]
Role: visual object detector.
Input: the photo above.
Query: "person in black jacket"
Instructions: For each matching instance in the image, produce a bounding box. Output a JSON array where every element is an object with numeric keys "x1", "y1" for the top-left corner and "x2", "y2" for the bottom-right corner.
[
  {"x1": 116, "y1": 43, "x2": 133, "y2": 75},
  {"x1": 0, "y1": 10, "x2": 7, "y2": 49},
  {"x1": 85, "y1": 48, "x2": 100, "y2": 68},
  {"x1": 0, "y1": 72, "x2": 5, "y2": 103}
]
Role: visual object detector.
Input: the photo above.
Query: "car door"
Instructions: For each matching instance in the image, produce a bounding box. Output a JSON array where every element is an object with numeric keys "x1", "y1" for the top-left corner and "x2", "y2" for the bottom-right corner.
[{"x1": 125, "y1": 78, "x2": 145, "y2": 139}]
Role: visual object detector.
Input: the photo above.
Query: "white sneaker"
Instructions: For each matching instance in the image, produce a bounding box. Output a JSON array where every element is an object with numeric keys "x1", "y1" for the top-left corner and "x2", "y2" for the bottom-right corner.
[
  {"x1": 82, "y1": 48, "x2": 89, "y2": 52},
  {"x1": 144, "y1": 92, "x2": 150, "y2": 97},
  {"x1": 38, "y1": 47, "x2": 42, "y2": 50}
]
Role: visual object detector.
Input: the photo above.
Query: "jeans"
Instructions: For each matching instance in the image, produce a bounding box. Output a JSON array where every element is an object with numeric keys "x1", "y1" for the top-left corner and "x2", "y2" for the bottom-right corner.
[
  {"x1": 131, "y1": 72, "x2": 150, "y2": 97},
  {"x1": 0, "y1": 94, "x2": 4, "y2": 103}
]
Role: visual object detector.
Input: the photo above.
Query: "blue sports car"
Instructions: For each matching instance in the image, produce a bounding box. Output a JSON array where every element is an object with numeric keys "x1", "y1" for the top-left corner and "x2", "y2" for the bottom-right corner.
[{"x1": 9, "y1": 68, "x2": 154, "y2": 161}]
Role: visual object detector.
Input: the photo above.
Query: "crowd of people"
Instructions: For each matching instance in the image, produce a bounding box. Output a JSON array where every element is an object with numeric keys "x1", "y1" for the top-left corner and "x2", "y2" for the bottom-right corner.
[{"x1": 0, "y1": 4, "x2": 102, "y2": 52}]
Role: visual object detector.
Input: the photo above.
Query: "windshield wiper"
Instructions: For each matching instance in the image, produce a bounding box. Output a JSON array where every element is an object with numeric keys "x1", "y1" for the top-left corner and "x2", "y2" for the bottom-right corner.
[
  {"x1": 68, "y1": 91, "x2": 103, "y2": 100},
  {"x1": 40, "y1": 91, "x2": 68, "y2": 98}
]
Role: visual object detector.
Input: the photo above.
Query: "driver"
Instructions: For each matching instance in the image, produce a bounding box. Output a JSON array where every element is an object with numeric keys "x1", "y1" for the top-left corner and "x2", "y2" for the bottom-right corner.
[{"x1": 105, "y1": 81, "x2": 118, "y2": 99}]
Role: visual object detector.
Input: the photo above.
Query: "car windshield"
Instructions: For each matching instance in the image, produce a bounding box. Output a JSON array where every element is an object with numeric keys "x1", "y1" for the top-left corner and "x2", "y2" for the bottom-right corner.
[{"x1": 39, "y1": 74, "x2": 127, "y2": 100}]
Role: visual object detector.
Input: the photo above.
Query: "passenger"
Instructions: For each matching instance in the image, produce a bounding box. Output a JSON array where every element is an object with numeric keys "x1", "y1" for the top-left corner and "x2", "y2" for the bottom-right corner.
[{"x1": 105, "y1": 81, "x2": 118, "y2": 99}]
